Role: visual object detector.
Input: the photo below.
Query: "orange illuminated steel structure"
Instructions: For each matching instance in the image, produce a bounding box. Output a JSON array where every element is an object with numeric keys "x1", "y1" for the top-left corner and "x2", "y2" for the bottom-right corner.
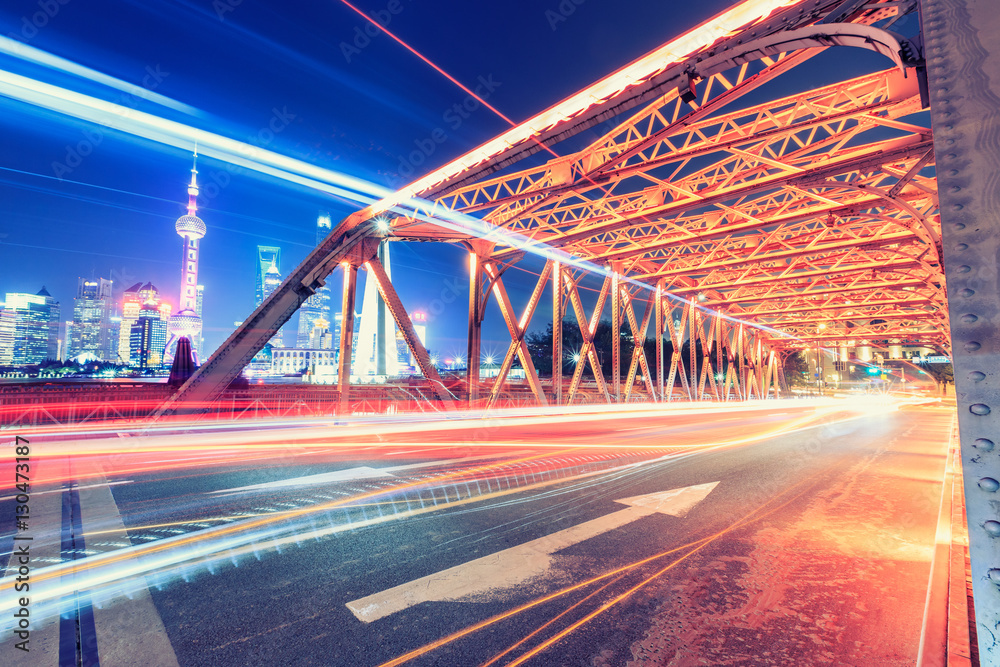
[{"x1": 160, "y1": 0, "x2": 944, "y2": 416}]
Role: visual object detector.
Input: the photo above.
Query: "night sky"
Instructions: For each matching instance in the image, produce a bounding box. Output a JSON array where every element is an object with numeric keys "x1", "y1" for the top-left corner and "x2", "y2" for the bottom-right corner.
[{"x1": 0, "y1": 0, "x2": 907, "y2": 359}]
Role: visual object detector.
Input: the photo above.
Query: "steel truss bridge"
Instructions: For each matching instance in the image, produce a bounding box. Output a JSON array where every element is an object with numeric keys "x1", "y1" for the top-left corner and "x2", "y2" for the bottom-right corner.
[
  {"x1": 7, "y1": 0, "x2": 997, "y2": 655},
  {"x1": 164, "y1": 0, "x2": 952, "y2": 419}
]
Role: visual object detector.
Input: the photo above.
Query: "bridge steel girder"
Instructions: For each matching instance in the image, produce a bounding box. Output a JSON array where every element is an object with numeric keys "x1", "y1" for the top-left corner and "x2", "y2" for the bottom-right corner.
[
  {"x1": 382, "y1": 0, "x2": 899, "y2": 208},
  {"x1": 922, "y1": 0, "x2": 1000, "y2": 657},
  {"x1": 552, "y1": 263, "x2": 563, "y2": 405},
  {"x1": 337, "y1": 263, "x2": 359, "y2": 412}
]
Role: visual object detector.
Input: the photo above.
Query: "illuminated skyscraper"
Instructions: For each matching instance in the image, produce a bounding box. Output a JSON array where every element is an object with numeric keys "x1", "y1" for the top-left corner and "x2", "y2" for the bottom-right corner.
[
  {"x1": 69, "y1": 277, "x2": 114, "y2": 361},
  {"x1": 130, "y1": 303, "x2": 168, "y2": 369},
  {"x1": 118, "y1": 282, "x2": 170, "y2": 365},
  {"x1": 3, "y1": 287, "x2": 60, "y2": 365},
  {"x1": 296, "y1": 213, "x2": 333, "y2": 348},
  {"x1": 166, "y1": 151, "x2": 206, "y2": 363},
  {"x1": 0, "y1": 308, "x2": 15, "y2": 365},
  {"x1": 255, "y1": 246, "x2": 281, "y2": 306},
  {"x1": 261, "y1": 259, "x2": 283, "y2": 347}
]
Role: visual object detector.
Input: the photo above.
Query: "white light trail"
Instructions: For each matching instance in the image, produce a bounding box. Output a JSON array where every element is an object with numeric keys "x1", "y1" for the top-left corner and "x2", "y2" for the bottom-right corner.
[{"x1": 0, "y1": 36, "x2": 200, "y2": 116}]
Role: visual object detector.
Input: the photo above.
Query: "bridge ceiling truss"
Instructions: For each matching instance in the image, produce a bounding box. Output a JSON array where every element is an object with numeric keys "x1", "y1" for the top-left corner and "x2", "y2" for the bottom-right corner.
[{"x1": 400, "y1": 58, "x2": 945, "y2": 354}]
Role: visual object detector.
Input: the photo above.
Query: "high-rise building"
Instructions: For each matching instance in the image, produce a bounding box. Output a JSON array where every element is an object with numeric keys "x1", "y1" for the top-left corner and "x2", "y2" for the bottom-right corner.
[
  {"x1": 296, "y1": 213, "x2": 333, "y2": 348},
  {"x1": 3, "y1": 288, "x2": 60, "y2": 365},
  {"x1": 261, "y1": 258, "x2": 283, "y2": 347},
  {"x1": 307, "y1": 315, "x2": 334, "y2": 350},
  {"x1": 166, "y1": 151, "x2": 207, "y2": 363},
  {"x1": 130, "y1": 303, "x2": 168, "y2": 369},
  {"x1": 255, "y1": 246, "x2": 281, "y2": 306},
  {"x1": 0, "y1": 307, "x2": 16, "y2": 366},
  {"x1": 69, "y1": 277, "x2": 114, "y2": 361},
  {"x1": 117, "y1": 282, "x2": 170, "y2": 365}
]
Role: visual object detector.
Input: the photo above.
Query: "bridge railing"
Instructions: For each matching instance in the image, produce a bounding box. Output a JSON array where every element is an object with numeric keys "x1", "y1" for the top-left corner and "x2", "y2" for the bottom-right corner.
[{"x1": 0, "y1": 378, "x2": 681, "y2": 429}]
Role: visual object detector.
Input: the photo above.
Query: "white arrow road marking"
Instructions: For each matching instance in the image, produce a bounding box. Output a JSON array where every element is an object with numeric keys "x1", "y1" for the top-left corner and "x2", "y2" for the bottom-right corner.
[
  {"x1": 345, "y1": 481, "x2": 720, "y2": 623},
  {"x1": 209, "y1": 451, "x2": 530, "y2": 495}
]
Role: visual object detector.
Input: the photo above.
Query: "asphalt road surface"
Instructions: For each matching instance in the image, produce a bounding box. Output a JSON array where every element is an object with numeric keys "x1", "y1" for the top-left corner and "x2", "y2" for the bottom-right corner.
[{"x1": 0, "y1": 398, "x2": 955, "y2": 666}]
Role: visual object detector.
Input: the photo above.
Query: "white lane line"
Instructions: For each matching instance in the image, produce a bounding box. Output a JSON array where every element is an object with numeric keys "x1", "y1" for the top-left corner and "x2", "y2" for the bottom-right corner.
[
  {"x1": 345, "y1": 481, "x2": 720, "y2": 623},
  {"x1": 74, "y1": 459, "x2": 180, "y2": 667},
  {"x1": 208, "y1": 451, "x2": 531, "y2": 495},
  {"x1": 0, "y1": 480, "x2": 133, "y2": 502}
]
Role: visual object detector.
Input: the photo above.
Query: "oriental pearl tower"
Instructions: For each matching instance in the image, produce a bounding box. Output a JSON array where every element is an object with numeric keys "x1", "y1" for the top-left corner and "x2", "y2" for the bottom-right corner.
[{"x1": 165, "y1": 150, "x2": 206, "y2": 365}]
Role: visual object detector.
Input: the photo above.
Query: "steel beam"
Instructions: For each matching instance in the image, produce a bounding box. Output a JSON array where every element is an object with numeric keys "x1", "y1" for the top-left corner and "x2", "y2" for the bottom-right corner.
[
  {"x1": 552, "y1": 262, "x2": 563, "y2": 405},
  {"x1": 337, "y1": 264, "x2": 358, "y2": 412},
  {"x1": 467, "y1": 249, "x2": 486, "y2": 406},
  {"x1": 921, "y1": 2, "x2": 1000, "y2": 654},
  {"x1": 611, "y1": 269, "x2": 621, "y2": 402},
  {"x1": 655, "y1": 282, "x2": 664, "y2": 401}
]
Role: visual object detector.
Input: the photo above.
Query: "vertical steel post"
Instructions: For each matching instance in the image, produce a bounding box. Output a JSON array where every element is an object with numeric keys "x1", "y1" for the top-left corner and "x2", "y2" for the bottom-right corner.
[
  {"x1": 375, "y1": 242, "x2": 387, "y2": 376},
  {"x1": 467, "y1": 252, "x2": 483, "y2": 406},
  {"x1": 921, "y1": 0, "x2": 1000, "y2": 648},
  {"x1": 611, "y1": 269, "x2": 621, "y2": 402},
  {"x1": 337, "y1": 263, "x2": 358, "y2": 413},
  {"x1": 737, "y1": 324, "x2": 746, "y2": 400},
  {"x1": 689, "y1": 300, "x2": 698, "y2": 400},
  {"x1": 816, "y1": 340, "x2": 823, "y2": 397},
  {"x1": 656, "y1": 282, "x2": 664, "y2": 401},
  {"x1": 552, "y1": 263, "x2": 563, "y2": 405},
  {"x1": 715, "y1": 313, "x2": 724, "y2": 401}
]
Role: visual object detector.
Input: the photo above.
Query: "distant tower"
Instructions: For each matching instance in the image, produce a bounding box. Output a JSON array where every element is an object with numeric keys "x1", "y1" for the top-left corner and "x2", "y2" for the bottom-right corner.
[
  {"x1": 261, "y1": 259, "x2": 284, "y2": 347},
  {"x1": 166, "y1": 151, "x2": 207, "y2": 363},
  {"x1": 69, "y1": 277, "x2": 114, "y2": 361},
  {"x1": 296, "y1": 213, "x2": 333, "y2": 347},
  {"x1": 255, "y1": 246, "x2": 281, "y2": 306}
]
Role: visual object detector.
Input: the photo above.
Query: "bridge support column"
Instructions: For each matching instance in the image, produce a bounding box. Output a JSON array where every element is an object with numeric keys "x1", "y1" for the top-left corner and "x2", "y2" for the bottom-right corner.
[
  {"x1": 467, "y1": 250, "x2": 485, "y2": 407},
  {"x1": 655, "y1": 282, "x2": 664, "y2": 401},
  {"x1": 337, "y1": 263, "x2": 358, "y2": 414},
  {"x1": 689, "y1": 300, "x2": 699, "y2": 401},
  {"x1": 922, "y1": 0, "x2": 1000, "y2": 650},
  {"x1": 611, "y1": 268, "x2": 621, "y2": 402},
  {"x1": 375, "y1": 241, "x2": 388, "y2": 376},
  {"x1": 552, "y1": 262, "x2": 563, "y2": 405}
]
